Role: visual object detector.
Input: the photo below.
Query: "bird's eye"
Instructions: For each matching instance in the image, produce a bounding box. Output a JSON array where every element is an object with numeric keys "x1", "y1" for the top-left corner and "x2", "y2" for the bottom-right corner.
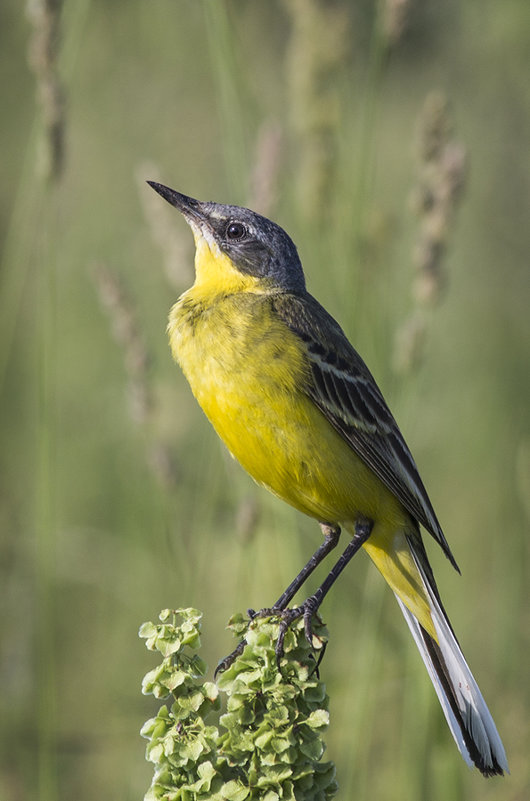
[{"x1": 226, "y1": 221, "x2": 247, "y2": 241}]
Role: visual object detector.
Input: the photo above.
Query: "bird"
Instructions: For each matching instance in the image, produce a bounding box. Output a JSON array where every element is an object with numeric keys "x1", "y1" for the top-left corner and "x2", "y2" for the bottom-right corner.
[{"x1": 147, "y1": 180, "x2": 508, "y2": 777}]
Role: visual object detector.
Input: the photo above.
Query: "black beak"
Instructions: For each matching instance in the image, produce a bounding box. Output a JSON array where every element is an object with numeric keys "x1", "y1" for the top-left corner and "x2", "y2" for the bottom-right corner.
[{"x1": 147, "y1": 182, "x2": 204, "y2": 223}]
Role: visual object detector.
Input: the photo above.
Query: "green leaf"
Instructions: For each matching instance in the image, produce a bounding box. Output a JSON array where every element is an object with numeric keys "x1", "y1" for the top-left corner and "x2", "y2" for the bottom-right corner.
[
  {"x1": 221, "y1": 779, "x2": 250, "y2": 800},
  {"x1": 139, "y1": 621, "x2": 158, "y2": 640},
  {"x1": 203, "y1": 681, "x2": 219, "y2": 701},
  {"x1": 305, "y1": 709, "x2": 329, "y2": 730}
]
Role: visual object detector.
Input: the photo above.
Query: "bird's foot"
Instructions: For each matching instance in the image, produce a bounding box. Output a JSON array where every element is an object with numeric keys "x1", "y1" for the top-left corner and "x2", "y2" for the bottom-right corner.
[
  {"x1": 273, "y1": 597, "x2": 326, "y2": 670},
  {"x1": 214, "y1": 602, "x2": 325, "y2": 678},
  {"x1": 213, "y1": 608, "x2": 275, "y2": 677}
]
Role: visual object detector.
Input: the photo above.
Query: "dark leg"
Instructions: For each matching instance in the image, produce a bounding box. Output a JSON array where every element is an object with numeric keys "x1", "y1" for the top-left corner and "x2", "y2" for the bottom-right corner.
[
  {"x1": 215, "y1": 519, "x2": 372, "y2": 676},
  {"x1": 272, "y1": 522, "x2": 341, "y2": 610},
  {"x1": 275, "y1": 518, "x2": 373, "y2": 656},
  {"x1": 215, "y1": 522, "x2": 340, "y2": 676}
]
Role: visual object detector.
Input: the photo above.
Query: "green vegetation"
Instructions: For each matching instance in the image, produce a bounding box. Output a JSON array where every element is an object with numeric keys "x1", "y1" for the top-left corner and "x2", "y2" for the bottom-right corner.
[
  {"x1": 140, "y1": 608, "x2": 335, "y2": 800},
  {"x1": 1, "y1": 2, "x2": 529, "y2": 800}
]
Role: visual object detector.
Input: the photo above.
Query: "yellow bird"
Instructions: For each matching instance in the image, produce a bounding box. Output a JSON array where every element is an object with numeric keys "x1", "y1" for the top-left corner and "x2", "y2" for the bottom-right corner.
[{"x1": 148, "y1": 181, "x2": 508, "y2": 777}]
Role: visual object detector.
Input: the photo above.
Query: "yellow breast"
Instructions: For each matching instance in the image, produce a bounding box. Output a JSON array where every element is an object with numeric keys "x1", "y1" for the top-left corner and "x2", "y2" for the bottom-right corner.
[
  {"x1": 168, "y1": 286, "x2": 403, "y2": 530},
  {"x1": 169, "y1": 288, "x2": 309, "y2": 484}
]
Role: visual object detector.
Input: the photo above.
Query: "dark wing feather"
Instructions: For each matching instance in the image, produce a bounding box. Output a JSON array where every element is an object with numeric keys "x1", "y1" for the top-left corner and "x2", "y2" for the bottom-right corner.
[{"x1": 272, "y1": 292, "x2": 459, "y2": 571}]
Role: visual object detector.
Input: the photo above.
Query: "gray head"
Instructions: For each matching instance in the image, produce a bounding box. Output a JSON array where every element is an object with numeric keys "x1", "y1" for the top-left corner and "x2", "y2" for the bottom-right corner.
[{"x1": 148, "y1": 182, "x2": 306, "y2": 293}]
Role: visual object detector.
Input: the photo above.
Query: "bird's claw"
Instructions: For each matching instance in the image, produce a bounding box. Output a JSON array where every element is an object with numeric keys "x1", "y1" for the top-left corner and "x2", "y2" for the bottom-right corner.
[
  {"x1": 275, "y1": 598, "x2": 324, "y2": 667},
  {"x1": 215, "y1": 601, "x2": 325, "y2": 678},
  {"x1": 214, "y1": 639, "x2": 246, "y2": 678}
]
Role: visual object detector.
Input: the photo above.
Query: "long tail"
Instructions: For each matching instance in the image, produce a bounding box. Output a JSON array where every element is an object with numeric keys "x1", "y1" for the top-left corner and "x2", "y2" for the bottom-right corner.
[
  {"x1": 399, "y1": 536, "x2": 508, "y2": 776},
  {"x1": 362, "y1": 528, "x2": 508, "y2": 776}
]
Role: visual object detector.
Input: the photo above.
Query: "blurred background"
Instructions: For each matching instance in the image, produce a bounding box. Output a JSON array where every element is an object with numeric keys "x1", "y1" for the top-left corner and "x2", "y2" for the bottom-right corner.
[{"x1": 1, "y1": 1, "x2": 529, "y2": 799}]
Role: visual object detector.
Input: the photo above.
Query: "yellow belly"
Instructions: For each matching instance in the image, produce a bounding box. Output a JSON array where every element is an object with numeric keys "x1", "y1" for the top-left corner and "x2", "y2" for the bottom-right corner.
[{"x1": 169, "y1": 290, "x2": 407, "y2": 528}]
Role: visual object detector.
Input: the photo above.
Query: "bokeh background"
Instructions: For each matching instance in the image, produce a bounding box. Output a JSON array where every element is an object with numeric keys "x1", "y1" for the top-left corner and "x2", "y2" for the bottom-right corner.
[{"x1": 1, "y1": 1, "x2": 529, "y2": 800}]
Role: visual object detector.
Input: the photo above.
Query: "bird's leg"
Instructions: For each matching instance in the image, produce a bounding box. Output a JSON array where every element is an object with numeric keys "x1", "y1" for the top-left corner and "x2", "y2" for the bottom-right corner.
[
  {"x1": 215, "y1": 520, "x2": 372, "y2": 676},
  {"x1": 215, "y1": 522, "x2": 340, "y2": 677},
  {"x1": 275, "y1": 517, "x2": 373, "y2": 659},
  {"x1": 272, "y1": 522, "x2": 341, "y2": 610}
]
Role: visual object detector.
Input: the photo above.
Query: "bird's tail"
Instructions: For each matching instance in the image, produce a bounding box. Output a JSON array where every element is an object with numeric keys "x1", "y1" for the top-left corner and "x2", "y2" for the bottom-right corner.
[{"x1": 363, "y1": 529, "x2": 508, "y2": 776}]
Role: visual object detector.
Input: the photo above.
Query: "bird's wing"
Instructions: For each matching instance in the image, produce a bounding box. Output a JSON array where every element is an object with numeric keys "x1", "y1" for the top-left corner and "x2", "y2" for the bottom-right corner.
[{"x1": 272, "y1": 292, "x2": 459, "y2": 571}]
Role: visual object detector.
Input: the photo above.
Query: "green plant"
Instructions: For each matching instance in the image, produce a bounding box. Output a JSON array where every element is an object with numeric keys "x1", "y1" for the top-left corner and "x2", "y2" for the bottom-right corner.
[{"x1": 140, "y1": 609, "x2": 337, "y2": 801}]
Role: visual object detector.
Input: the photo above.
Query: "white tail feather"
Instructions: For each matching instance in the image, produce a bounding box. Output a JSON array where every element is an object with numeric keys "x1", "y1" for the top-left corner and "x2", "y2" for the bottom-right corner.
[
  {"x1": 396, "y1": 597, "x2": 473, "y2": 766},
  {"x1": 396, "y1": 543, "x2": 509, "y2": 776}
]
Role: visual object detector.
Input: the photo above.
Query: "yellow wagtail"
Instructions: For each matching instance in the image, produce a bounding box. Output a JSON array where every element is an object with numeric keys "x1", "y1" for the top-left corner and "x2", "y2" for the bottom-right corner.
[{"x1": 148, "y1": 181, "x2": 507, "y2": 777}]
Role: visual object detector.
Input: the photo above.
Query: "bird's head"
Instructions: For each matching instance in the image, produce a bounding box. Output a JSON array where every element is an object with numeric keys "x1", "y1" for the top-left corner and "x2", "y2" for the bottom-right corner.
[{"x1": 148, "y1": 182, "x2": 305, "y2": 294}]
